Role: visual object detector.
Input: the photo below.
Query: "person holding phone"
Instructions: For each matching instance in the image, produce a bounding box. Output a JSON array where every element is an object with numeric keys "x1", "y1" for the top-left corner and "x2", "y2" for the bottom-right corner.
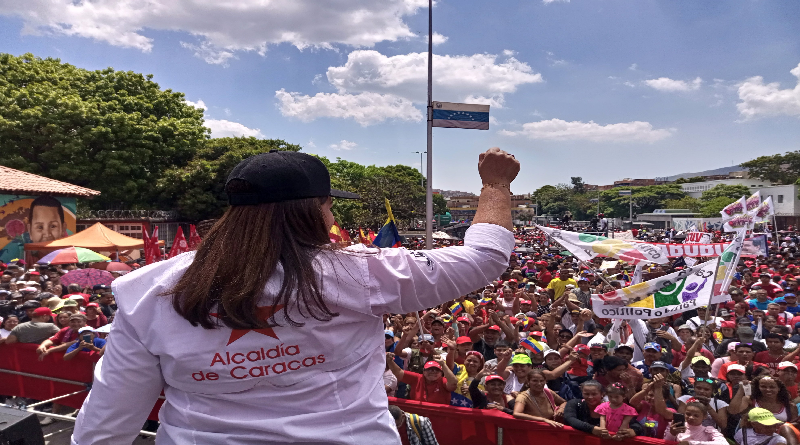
[
  {"x1": 63, "y1": 326, "x2": 106, "y2": 361},
  {"x1": 664, "y1": 402, "x2": 729, "y2": 445}
]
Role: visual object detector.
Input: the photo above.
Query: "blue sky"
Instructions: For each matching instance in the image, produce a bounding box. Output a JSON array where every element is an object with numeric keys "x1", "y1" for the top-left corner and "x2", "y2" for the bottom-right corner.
[{"x1": 1, "y1": 0, "x2": 799, "y2": 194}]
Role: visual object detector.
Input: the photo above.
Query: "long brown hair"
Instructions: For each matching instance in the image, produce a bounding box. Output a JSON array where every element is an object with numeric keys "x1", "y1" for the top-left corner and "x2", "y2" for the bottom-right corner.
[{"x1": 167, "y1": 180, "x2": 339, "y2": 329}]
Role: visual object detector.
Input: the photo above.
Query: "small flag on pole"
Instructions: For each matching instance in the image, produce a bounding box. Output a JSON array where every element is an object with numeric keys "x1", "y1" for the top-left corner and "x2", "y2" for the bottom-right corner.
[
  {"x1": 520, "y1": 337, "x2": 546, "y2": 354},
  {"x1": 432, "y1": 101, "x2": 490, "y2": 130},
  {"x1": 449, "y1": 302, "x2": 464, "y2": 317}
]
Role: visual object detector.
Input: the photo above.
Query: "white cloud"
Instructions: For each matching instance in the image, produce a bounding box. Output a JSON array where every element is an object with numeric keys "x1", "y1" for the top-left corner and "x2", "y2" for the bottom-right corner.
[
  {"x1": 542, "y1": 0, "x2": 569, "y2": 4},
  {"x1": 0, "y1": 0, "x2": 428, "y2": 61},
  {"x1": 736, "y1": 63, "x2": 800, "y2": 120},
  {"x1": 430, "y1": 33, "x2": 448, "y2": 45},
  {"x1": 503, "y1": 49, "x2": 517, "y2": 57},
  {"x1": 629, "y1": 63, "x2": 638, "y2": 71},
  {"x1": 205, "y1": 119, "x2": 264, "y2": 138},
  {"x1": 274, "y1": 89, "x2": 422, "y2": 126},
  {"x1": 329, "y1": 140, "x2": 357, "y2": 150},
  {"x1": 464, "y1": 95, "x2": 505, "y2": 108},
  {"x1": 185, "y1": 99, "x2": 207, "y2": 110},
  {"x1": 180, "y1": 41, "x2": 235, "y2": 66},
  {"x1": 306, "y1": 140, "x2": 316, "y2": 148},
  {"x1": 326, "y1": 50, "x2": 542, "y2": 103},
  {"x1": 223, "y1": 108, "x2": 232, "y2": 116},
  {"x1": 276, "y1": 49, "x2": 538, "y2": 125},
  {"x1": 500, "y1": 119, "x2": 673, "y2": 143},
  {"x1": 644, "y1": 77, "x2": 703, "y2": 92},
  {"x1": 623, "y1": 81, "x2": 636, "y2": 88}
]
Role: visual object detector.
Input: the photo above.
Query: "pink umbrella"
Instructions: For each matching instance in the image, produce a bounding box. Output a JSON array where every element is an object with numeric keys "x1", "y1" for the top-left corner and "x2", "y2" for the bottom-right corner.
[
  {"x1": 61, "y1": 268, "x2": 114, "y2": 288},
  {"x1": 90, "y1": 262, "x2": 133, "y2": 272}
]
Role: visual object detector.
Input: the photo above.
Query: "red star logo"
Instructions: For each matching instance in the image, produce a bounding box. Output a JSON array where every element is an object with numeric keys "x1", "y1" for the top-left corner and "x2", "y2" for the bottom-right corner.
[{"x1": 211, "y1": 305, "x2": 284, "y2": 346}]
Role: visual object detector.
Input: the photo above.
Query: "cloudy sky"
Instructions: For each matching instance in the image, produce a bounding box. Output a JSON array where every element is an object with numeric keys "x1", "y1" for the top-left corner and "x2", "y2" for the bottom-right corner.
[{"x1": 1, "y1": 0, "x2": 799, "y2": 194}]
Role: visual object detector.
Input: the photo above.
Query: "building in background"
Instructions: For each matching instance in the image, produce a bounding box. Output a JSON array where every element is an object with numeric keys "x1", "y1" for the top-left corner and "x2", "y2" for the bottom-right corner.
[{"x1": 0, "y1": 166, "x2": 100, "y2": 263}]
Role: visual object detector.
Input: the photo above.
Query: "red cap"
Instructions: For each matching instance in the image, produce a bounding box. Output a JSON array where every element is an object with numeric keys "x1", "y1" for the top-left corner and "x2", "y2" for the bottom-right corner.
[
  {"x1": 508, "y1": 279, "x2": 518, "y2": 283},
  {"x1": 29, "y1": 271, "x2": 40, "y2": 276},
  {"x1": 423, "y1": 361, "x2": 442, "y2": 371},
  {"x1": 456, "y1": 336, "x2": 473, "y2": 345},
  {"x1": 721, "y1": 321, "x2": 735, "y2": 329},
  {"x1": 487, "y1": 325, "x2": 502, "y2": 332},
  {"x1": 530, "y1": 331, "x2": 544, "y2": 336},
  {"x1": 32, "y1": 307, "x2": 52, "y2": 317},
  {"x1": 574, "y1": 344, "x2": 590, "y2": 354},
  {"x1": 509, "y1": 317, "x2": 518, "y2": 325},
  {"x1": 456, "y1": 316, "x2": 470, "y2": 323},
  {"x1": 86, "y1": 303, "x2": 99, "y2": 308},
  {"x1": 485, "y1": 375, "x2": 505, "y2": 384}
]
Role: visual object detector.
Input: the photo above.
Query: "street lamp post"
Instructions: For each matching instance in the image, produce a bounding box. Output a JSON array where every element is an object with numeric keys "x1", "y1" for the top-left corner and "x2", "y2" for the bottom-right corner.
[{"x1": 413, "y1": 151, "x2": 426, "y2": 188}]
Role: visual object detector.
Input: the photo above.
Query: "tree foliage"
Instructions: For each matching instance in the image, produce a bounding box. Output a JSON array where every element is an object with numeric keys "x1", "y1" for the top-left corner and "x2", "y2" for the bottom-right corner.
[
  {"x1": 664, "y1": 196, "x2": 702, "y2": 213},
  {"x1": 433, "y1": 194, "x2": 448, "y2": 216},
  {"x1": 0, "y1": 53, "x2": 208, "y2": 208},
  {"x1": 699, "y1": 184, "x2": 751, "y2": 202},
  {"x1": 157, "y1": 137, "x2": 301, "y2": 221},
  {"x1": 741, "y1": 151, "x2": 800, "y2": 184},
  {"x1": 598, "y1": 184, "x2": 686, "y2": 217},
  {"x1": 700, "y1": 197, "x2": 737, "y2": 218}
]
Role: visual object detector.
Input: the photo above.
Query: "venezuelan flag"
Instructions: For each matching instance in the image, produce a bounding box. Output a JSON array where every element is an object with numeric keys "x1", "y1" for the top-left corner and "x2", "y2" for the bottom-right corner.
[
  {"x1": 520, "y1": 337, "x2": 546, "y2": 354},
  {"x1": 479, "y1": 295, "x2": 493, "y2": 306},
  {"x1": 372, "y1": 199, "x2": 403, "y2": 248},
  {"x1": 367, "y1": 229, "x2": 377, "y2": 243},
  {"x1": 359, "y1": 227, "x2": 371, "y2": 245},
  {"x1": 449, "y1": 302, "x2": 464, "y2": 317}
]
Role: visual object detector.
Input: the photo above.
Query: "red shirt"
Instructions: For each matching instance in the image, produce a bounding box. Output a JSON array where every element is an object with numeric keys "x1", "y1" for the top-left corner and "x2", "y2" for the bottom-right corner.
[
  {"x1": 85, "y1": 314, "x2": 108, "y2": 329},
  {"x1": 401, "y1": 371, "x2": 452, "y2": 405},
  {"x1": 49, "y1": 326, "x2": 79, "y2": 345},
  {"x1": 755, "y1": 351, "x2": 785, "y2": 375},
  {"x1": 537, "y1": 270, "x2": 552, "y2": 287}
]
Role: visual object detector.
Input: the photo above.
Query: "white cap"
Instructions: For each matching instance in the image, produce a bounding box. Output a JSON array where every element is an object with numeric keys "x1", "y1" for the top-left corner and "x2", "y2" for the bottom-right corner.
[
  {"x1": 78, "y1": 326, "x2": 94, "y2": 333},
  {"x1": 778, "y1": 361, "x2": 798, "y2": 371}
]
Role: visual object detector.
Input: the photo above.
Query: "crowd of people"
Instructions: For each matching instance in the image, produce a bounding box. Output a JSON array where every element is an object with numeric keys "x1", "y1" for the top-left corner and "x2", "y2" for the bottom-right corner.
[
  {"x1": 381, "y1": 225, "x2": 800, "y2": 445},
  {"x1": 5, "y1": 224, "x2": 800, "y2": 445},
  {"x1": 0, "y1": 261, "x2": 117, "y2": 424}
]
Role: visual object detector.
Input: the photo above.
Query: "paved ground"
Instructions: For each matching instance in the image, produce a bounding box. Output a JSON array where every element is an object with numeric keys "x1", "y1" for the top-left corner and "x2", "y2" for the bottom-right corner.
[{"x1": 38, "y1": 415, "x2": 155, "y2": 444}]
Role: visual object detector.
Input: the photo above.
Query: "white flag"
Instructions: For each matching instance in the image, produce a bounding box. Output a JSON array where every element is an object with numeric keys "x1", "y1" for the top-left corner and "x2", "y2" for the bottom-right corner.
[{"x1": 591, "y1": 258, "x2": 720, "y2": 320}]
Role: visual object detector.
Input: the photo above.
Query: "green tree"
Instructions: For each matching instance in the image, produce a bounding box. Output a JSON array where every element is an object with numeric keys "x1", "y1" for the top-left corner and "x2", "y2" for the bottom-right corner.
[
  {"x1": 600, "y1": 185, "x2": 686, "y2": 217},
  {"x1": 664, "y1": 196, "x2": 702, "y2": 213},
  {"x1": 433, "y1": 193, "x2": 448, "y2": 216},
  {"x1": 571, "y1": 177, "x2": 586, "y2": 194},
  {"x1": 741, "y1": 151, "x2": 800, "y2": 184},
  {"x1": 700, "y1": 197, "x2": 736, "y2": 218},
  {"x1": 158, "y1": 137, "x2": 301, "y2": 220},
  {"x1": 0, "y1": 53, "x2": 208, "y2": 208},
  {"x1": 700, "y1": 184, "x2": 751, "y2": 202}
]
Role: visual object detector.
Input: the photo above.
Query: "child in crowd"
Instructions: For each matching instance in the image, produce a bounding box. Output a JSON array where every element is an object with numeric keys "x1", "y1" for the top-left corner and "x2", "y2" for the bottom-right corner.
[
  {"x1": 664, "y1": 401, "x2": 729, "y2": 445},
  {"x1": 595, "y1": 383, "x2": 638, "y2": 440}
]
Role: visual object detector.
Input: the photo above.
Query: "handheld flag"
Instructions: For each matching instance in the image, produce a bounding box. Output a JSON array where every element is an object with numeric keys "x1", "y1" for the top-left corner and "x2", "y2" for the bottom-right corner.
[
  {"x1": 168, "y1": 227, "x2": 190, "y2": 258},
  {"x1": 720, "y1": 196, "x2": 747, "y2": 221},
  {"x1": 329, "y1": 222, "x2": 350, "y2": 244},
  {"x1": 188, "y1": 224, "x2": 202, "y2": 250},
  {"x1": 372, "y1": 199, "x2": 403, "y2": 248},
  {"x1": 591, "y1": 258, "x2": 720, "y2": 320},
  {"x1": 750, "y1": 196, "x2": 774, "y2": 223},
  {"x1": 520, "y1": 337, "x2": 546, "y2": 354},
  {"x1": 432, "y1": 101, "x2": 490, "y2": 130},
  {"x1": 146, "y1": 226, "x2": 162, "y2": 265},
  {"x1": 479, "y1": 295, "x2": 493, "y2": 306},
  {"x1": 746, "y1": 191, "x2": 761, "y2": 213},
  {"x1": 358, "y1": 227, "x2": 372, "y2": 245},
  {"x1": 142, "y1": 227, "x2": 153, "y2": 265},
  {"x1": 449, "y1": 302, "x2": 464, "y2": 317},
  {"x1": 537, "y1": 225, "x2": 668, "y2": 264},
  {"x1": 367, "y1": 229, "x2": 377, "y2": 243}
]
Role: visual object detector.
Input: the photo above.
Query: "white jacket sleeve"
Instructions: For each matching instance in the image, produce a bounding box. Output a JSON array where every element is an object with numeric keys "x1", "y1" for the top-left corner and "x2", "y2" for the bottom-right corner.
[
  {"x1": 71, "y1": 310, "x2": 165, "y2": 445},
  {"x1": 366, "y1": 223, "x2": 514, "y2": 315}
]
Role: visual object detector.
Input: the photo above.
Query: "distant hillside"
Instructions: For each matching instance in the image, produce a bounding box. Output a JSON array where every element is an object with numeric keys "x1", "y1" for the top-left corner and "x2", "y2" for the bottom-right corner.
[
  {"x1": 666, "y1": 165, "x2": 747, "y2": 181},
  {"x1": 434, "y1": 189, "x2": 477, "y2": 198}
]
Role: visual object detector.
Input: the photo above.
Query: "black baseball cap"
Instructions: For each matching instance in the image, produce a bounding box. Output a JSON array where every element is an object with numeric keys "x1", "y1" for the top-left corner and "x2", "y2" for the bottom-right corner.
[{"x1": 226, "y1": 151, "x2": 360, "y2": 205}]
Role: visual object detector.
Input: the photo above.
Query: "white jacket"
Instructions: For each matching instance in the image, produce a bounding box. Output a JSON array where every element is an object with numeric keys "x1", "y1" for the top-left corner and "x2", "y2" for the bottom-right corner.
[{"x1": 72, "y1": 223, "x2": 514, "y2": 444}]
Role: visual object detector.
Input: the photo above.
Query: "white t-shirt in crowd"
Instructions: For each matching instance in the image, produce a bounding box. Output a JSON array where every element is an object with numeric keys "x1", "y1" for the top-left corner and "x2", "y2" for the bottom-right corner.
[
  {"x1": 734, "y1": 429, "x2": 786, "y2": 445},
  {"x1": 677, "y1": 395, "x2": 728, "y2": 427},
  {"x1": 0, "y1": 328, "x2": 11, "y2": 339},
  {"x1": 71, "y1": 224, "x2": 515, "y2": 445}
]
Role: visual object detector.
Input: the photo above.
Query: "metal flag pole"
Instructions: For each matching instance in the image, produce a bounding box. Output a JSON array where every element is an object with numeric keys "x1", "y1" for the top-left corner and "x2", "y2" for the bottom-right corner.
[{"x1": 425, "y1": 0, "x2": 434, "y2": 250}]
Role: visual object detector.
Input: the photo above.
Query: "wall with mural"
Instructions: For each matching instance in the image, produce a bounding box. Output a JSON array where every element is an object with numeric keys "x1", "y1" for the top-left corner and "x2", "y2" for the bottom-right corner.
[{"x1": 0, "y1": 194, "x2": 77, "y2": 263}]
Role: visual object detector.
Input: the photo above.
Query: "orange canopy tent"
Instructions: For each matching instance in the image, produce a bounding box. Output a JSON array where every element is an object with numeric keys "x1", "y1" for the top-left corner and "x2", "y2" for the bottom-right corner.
[{"x1": 25, "y1": 222, "x2": 163, "y2": 252}]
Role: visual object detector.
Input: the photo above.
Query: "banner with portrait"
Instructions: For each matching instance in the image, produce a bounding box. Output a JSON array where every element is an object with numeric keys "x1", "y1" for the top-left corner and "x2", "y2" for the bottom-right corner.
[{"x1": 0, "y1": 194, "x2": 77, "y2": 263}]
